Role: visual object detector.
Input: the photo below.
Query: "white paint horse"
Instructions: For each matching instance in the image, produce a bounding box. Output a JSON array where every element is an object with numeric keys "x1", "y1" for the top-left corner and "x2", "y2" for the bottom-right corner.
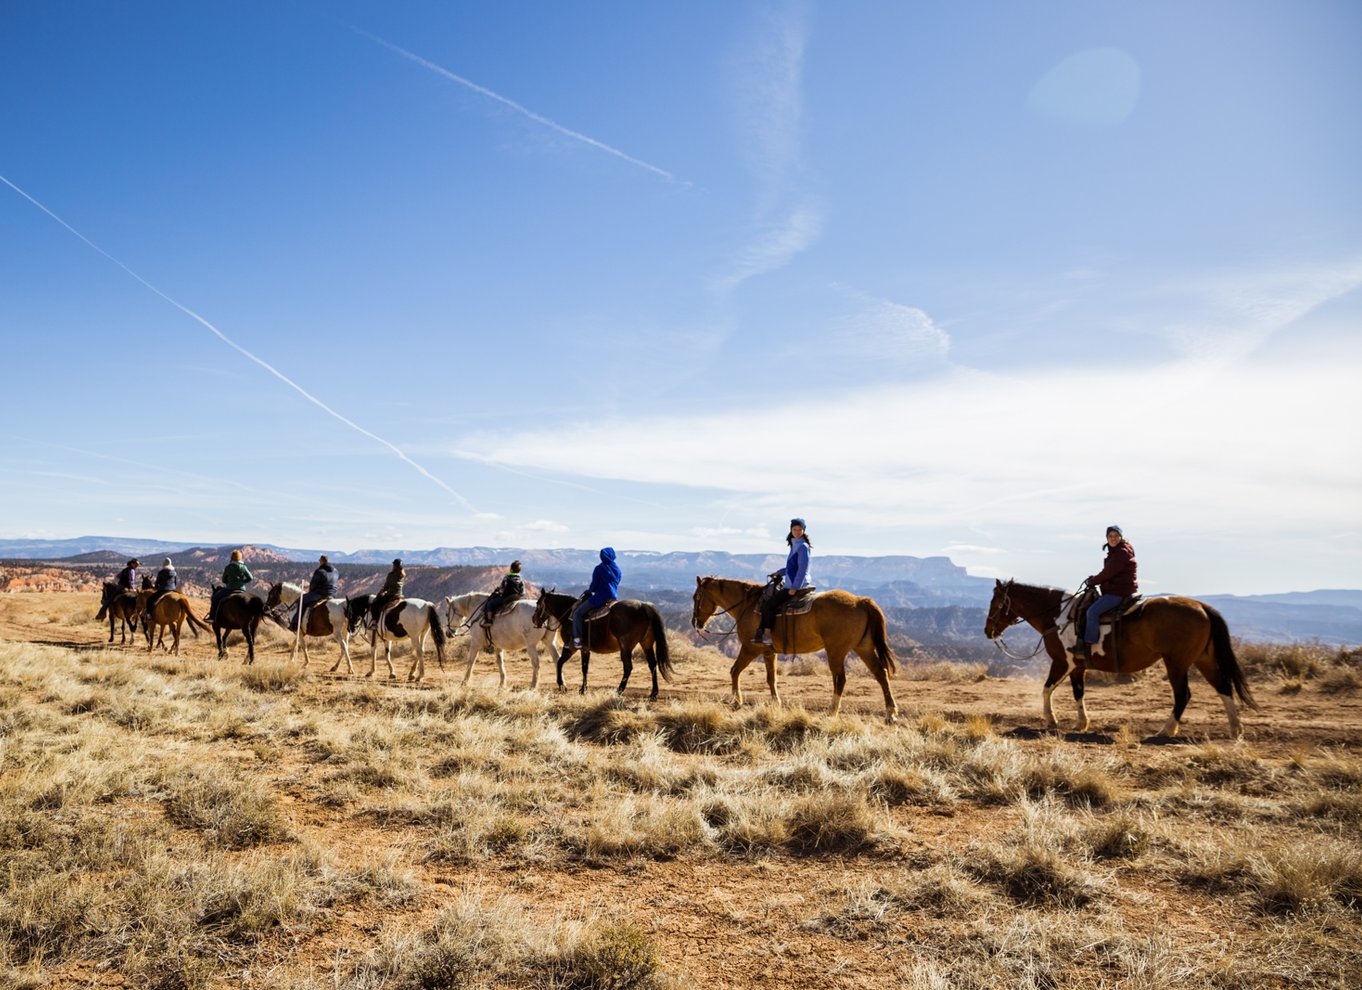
[
  {"x1": 365, "y1": 598, "x2": 447, "y2": 682},
  {"x1": 443, "y1": 591, "x2": 559, "y2": 690},
  {"x1": 264, "y1": 581, "x2": 353, "y2": 672}
]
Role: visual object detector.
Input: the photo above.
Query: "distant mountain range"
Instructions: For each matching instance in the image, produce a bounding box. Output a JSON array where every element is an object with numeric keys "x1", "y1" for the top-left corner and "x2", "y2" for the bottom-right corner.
[{"x1": 2, "y1": 536, "x2": 1359, "y2": 648}]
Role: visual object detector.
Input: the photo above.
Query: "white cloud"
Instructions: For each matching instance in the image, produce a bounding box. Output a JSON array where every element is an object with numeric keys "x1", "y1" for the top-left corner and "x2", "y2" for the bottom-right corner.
[
  {"x1": 836, "y1": 294, "x2": 950, "y2": 363},
  {"x1": 1159, "y1": 258, "x2": 1362, "y2": 361},
  {"x1": 713, "y1": 204, "x2": 823, "y2": 293}
]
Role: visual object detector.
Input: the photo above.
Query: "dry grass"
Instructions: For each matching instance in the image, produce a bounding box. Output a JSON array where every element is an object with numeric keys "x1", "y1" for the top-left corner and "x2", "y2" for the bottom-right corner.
[{"x1": 1, "y1": 604, "x2": 1361, "y2": 988}]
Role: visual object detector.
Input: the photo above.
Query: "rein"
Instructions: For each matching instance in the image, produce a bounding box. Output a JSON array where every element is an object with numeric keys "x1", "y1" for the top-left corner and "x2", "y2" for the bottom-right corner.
[
  {"x1": 692, "y1": 584, "x2": 760, "y2": 645},
  {"x1": 990, "y1": 585, "x2": 1075, "y2": 661}
]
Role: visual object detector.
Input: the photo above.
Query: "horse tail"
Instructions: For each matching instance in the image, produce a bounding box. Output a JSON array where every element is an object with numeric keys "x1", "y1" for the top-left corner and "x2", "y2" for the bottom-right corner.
[
  {"x1": 647, "y1": 605, "x2": 674, "y2": 683},
  {"x1": 428, "y1": 604, "x2": 446, "y2": 668},
  {"x1": 1206, "y1": 605, "x2": 1258, "y2": 710},
  {"x1": 184, "y1": 602, "x2": 213, "y2": 635},
  {"x1": 859, "y1": 598, "x2": 897, "y2": 677}
]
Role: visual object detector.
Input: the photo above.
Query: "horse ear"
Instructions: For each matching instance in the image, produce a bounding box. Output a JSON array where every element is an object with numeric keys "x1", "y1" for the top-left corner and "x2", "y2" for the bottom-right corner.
[
  {"x1": 995, "y1": 579, "x2": 1001, "y2": 587},
  {"x1": 695, "y1": 576, "x2": 702, "y2": 587}
]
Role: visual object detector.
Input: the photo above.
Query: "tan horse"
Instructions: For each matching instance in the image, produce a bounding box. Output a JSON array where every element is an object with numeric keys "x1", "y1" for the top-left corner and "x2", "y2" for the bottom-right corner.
[
  {"x1": 984, "y1": 579, "x2": 1258, "y2": 737},
  {"x1": 142, "y1": 592, "x2": 211, "y2": 656},
  {"x1": 691, "y1": 576, "x2": 899, "y2": 722}
]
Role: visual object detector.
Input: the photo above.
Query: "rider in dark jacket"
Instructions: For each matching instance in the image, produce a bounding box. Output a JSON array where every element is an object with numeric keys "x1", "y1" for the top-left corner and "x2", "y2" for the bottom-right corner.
[
  {"x1": 481, "y1": 561, "x2": 526, "y2": 629},
  {"x1": 116, "y1": 559, "x2": 140, "y2": 591},
  {"x1": 1072, "y1": 526, "x2": 1138, "y2": 659},
  {"x1": 294, "y1": 555, "x2": 339, "y2": 630},
  {"x1": 371, "y1": 559, "x2": 406, "y2": 622},
  {"x1": 145, "y1": 558, "x2": 178, "y2": 618},
  {"x1": 570, "y1": 548, "x2": 621, "y2": 648}
]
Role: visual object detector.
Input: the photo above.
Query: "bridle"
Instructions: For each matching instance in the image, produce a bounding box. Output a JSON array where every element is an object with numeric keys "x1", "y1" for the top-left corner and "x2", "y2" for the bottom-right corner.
[
  {"x1": 691, "y1": 580, "x2": 760, "y2": 644},
  {"x1": 989, "y1": 582, "x2": 1072, "y2": 661}
]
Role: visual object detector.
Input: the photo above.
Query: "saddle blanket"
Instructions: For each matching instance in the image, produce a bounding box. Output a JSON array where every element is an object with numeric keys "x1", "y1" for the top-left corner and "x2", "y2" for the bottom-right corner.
[{"x1": 774, "y1": 588, "x2": 819, "y2": 617}]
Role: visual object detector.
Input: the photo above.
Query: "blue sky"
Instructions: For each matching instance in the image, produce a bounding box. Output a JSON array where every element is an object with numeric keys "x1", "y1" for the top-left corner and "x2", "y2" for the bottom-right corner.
[{"x1": 2, "y1": 1, "x2": 1359, "y2": 595}]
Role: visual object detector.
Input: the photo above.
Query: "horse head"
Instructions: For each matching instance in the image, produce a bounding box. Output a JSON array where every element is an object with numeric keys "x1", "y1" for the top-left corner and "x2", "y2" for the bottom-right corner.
[
  {"x1": 983, "y1": 579, "x2": 1018, "y2": 639},
  {"x1": 264, "y1": 582, "x2": 283, "y2": 610},
  {"x1": 691, "y1": 576, "x2": 718, "y2": 629},
  {"x1": 531, "y1": 589, "x2": 553, "y2": 628}
]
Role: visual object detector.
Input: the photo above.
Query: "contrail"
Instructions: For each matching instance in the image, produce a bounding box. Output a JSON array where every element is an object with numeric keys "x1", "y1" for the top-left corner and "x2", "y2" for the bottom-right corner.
[
  {"x1": 352, "y1": 27, "x2": 679, "y2": 183},
  {"x1": 0, "y1": 172, "x2": 485, "y2": 516}
]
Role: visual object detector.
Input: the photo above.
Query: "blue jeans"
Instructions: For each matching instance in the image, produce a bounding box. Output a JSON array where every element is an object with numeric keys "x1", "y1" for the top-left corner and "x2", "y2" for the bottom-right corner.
[
  {"x1": 571, "y1": 600, "x2": 593, "y2": 644},
  {"x1": 1084, "y1": 594, "x2": 1123, "y2": 644}
]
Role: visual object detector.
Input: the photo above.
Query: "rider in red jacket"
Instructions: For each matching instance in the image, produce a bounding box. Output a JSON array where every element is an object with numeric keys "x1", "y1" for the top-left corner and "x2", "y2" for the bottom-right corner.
[{"x1": 1072, "y1": 526, "x2": 1138, "y2": 659}]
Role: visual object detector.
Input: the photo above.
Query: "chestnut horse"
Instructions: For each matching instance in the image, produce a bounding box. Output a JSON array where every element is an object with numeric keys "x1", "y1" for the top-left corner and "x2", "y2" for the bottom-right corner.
[
  {"x1": 691, "y1": 576, "x2": 899, "y2": 723},
  {"x1": 531, "y1": 590, "x2": 673, "y2": 700},
  {"x1": 142, "y1": 592, "x2": 211, "y2": 656},
  {"x1": 96, "y1": 582, "x2": 141, "y2": 644},
  {"x1": 984, "y1": 579, "x2": 1258, "y2": 738}
]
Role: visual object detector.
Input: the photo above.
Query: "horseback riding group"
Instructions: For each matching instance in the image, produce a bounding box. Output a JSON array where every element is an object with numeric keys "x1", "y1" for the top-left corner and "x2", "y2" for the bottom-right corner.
[{"x1": 94, "y1": 515, "x2": 1258, "y2": 736}]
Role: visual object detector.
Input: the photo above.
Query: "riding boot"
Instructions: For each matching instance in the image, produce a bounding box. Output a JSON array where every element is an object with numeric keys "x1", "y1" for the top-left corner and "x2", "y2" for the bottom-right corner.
[
  {"x1": 750, "y1": 628, "x2": 772, "y2": 646},
  {"x1": 1071, "y1": 640, "x2": 1090, "y2": 660}
]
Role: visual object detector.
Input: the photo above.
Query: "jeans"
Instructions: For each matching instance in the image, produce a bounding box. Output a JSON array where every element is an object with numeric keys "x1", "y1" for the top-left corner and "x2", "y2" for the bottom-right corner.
[
  {"x1": 1084, "y1": 593, "x2": 1123, "y2": 644},
  {"x1": 571, "y1": 600, "x2": 594, "y2": 644}
]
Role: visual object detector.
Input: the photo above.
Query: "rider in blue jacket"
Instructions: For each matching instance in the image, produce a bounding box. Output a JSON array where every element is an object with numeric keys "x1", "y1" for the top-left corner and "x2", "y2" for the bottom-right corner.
[
  {"x1": 571, "y1": 547, "x2": 621, "y2": 648},
  {"x1": 752, "y1": 519, "x2": 812, "y2": 646}
]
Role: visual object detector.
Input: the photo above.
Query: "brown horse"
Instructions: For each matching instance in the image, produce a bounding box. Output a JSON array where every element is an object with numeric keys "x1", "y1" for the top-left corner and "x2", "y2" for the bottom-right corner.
[
  {"x1": 142, "y1": 592, "x2": 211, "y2": 656},
  {"x1": 691, "y1": 576, "x2": 899, "y2": 722},
  {"x1": 212, "y1": 589, "x2": 267, "y2": 664},
  {"x1": 984, "y1": 579, "x2": 1258, "y2": 738},
  {"x1": 531, "y1": 590, "x2": 673, "y2": 700},
  {"x1": 96, "y1": 582, "x2": 140, "y2": 644}
]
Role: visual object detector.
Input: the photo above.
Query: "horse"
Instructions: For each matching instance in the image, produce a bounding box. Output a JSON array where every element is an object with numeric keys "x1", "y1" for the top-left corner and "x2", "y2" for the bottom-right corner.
[
  {"x1": 983, "y1": 579, "x2": 1259, "y2": 738},
  {"x1": 443, "y1": 591, "x2": 559, "y2": 689},
  {"x1": 264, "y1": 582, "x2": 353, "y2": 672},
  {"x1": 142, "y1": 592, "x2": 211, "y2": 656},
  {"x1": 364, "y1": 598, "x2": 447, "y2": 682},
  {"x1": 531, "y1": 590, "x2": 673, "y2": 700},
  {"x1": 211, "y1": 588, "x2": 267, "y2": 664},
  {"x1": 96, "y1": 581, "x2": 140, "y2": 644},
  {"x1": 691, "y1": 576, "x2": 899, "y2": 723}
]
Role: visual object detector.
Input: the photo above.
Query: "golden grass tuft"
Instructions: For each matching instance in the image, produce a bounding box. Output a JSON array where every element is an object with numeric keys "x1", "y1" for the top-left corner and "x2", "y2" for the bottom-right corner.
[{"x1": 160, "y1": 768, "x2": 291, "y2": 849}]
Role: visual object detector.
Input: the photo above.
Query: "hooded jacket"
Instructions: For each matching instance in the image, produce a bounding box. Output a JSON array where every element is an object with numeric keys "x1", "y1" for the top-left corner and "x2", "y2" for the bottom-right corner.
[
  {"x1": 1089, "y1": 541, "x2": 1138, "y2": 597},
  {"x1": 221, "y1": 561, "x2": 253, "y2": 592},
  {"x1": 586, "y1": 548, "x2": 621, "y2": 607},
  {"x1": 154, "y1": 566, "x2": 178, "y2": 593},
  {"x1": 309, "y1": 563, "x2": 339, "y2": 598}
]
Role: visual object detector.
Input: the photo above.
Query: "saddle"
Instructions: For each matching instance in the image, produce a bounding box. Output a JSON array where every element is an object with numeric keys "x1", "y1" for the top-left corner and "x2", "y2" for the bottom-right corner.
[
  {"x1": 1071, "y1": 590, "x2": 1144, "y2": 633},
  {"x1": 491, "y1": 598, "x2": 521, "y2": 619},
  {"x1": 774, "y1": 586, "x2": 819, "y2": 617},
  {"x1": 585, "y1": 600, "x2": 617, "y2": 622}
]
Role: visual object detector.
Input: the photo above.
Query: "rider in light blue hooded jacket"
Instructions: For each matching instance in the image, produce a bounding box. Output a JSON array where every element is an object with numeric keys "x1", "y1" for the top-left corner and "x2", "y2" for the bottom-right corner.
[{"x1": 571, "y1": 547, "x2": 621, "y2": 648}]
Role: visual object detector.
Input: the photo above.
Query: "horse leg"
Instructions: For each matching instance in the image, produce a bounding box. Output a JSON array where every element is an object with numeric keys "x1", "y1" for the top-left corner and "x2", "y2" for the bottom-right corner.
[
  {"x1": 855, "y1": 647, "x2": 899, "y2": 724},
  {"x1": 108, "y1": 611, "x2": 116, "y2": 644},
  {"x1": 556, "y1": 644, "x2": 572, "y2": 691},
  {"x1": 215, "y1": 624, "x2": 226, "y2": 660},
  {"x1": 644, "y1": 645, "x2": 660, "y2": 702},
  {"x1": 579, "y1": 648, "x2": 590, "y2": 695},
  {"x1": 494, "y1": 649, "x2": 508, "y2": 689},
  {"x1": 1159, "y1": 662, "x2": 1192, "y2": 738},
  {"x1": 171, "y1": 620, "x2": 182, "y2": 657},
  {"x1": 729, "y1": 645, "x2": 763, "y2": 707},
  {"x1": 384, "y1": 641, "x2": 396, "y2": 680},
  {"x1": 245, "y1": 624, "x2": 255, "y2": 665},
  {"x1": 524, "y1": 642, "x2": 541, "y2": 690},
  {"x1": 1041, "y1": 655, "x2": 1072, "y2": 730},
  {"x1": 365, "y1": 631, "x2": 379, "y2": 678},
  {"x1": 406, "y1": 639, "x2": 424, "y2": 682},
  {"x1": 1192, "y1": 653, "x2": 1243, "y2": 738},
  {"x1": 764, "y1": 649, "x2": 781, "y2": 707},
  {"x1": 616, "y1": 645, "x2": 634, "y2": 696},
  {"x1": 1069, "y1": 667, "x2": 1090, "y2": 732},
  {"x1": 461, "y1": 636, "x2": 478, "y2": 687},
  {"x1": 827, "y1": 652, "x2": 848, "y2": 716}
]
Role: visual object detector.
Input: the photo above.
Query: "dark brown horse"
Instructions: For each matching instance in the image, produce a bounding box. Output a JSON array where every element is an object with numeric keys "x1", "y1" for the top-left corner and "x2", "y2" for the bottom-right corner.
[
  {"x1": 96, "y1": 582, "x2": 140, "y2": 644},
  {"x1": 211, "y1": 588, "x2": 267, "y2": 664},
  {"x1": 531, "y1": 590, "x2": 673, "y2": 700},
  {"x1": 691, "y1": 576, "x2": 899, "y2": 722},
  {"x1": 142, "y1": 592, "x2": 211, "y2": 656},
  {"x1": 984, "y1": 579, "x2": 1258, "y2": 737}
]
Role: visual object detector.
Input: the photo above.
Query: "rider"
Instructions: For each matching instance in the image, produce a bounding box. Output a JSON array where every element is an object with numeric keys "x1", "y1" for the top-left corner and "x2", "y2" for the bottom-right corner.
[
  {"x1": 751, "y1": 518, "x2": 813, "y2": 646},
  {"x1": 570, "y1": 548, "x2": 621, "y2": 649},
  {"x1": 115, "y1": 558, "x2": 140, "y2": 592},
  {"x1": 210, "y1": 550, "x2": 254, "y2": 621},
  {"x1": 294, "y1": 554, "x2": 340, "y2": 630},
  {"x1": 145, "y1": 557, "x2": 179, "y2": 619},
  {"x1": 481, "y1": 560, "x2": 525, "y2": 631},
  {"x1": 1072, "y1": 525, "x2": 1138, "y2": 659},
  {"x1": 370, "y1": 558, "x2": 405, "y2": 623}
]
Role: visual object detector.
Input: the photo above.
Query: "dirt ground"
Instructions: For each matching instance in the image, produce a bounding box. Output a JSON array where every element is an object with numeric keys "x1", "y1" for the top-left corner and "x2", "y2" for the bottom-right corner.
[{"x1": 4, "y1": 592, "x2": 1360, "y2": 989}]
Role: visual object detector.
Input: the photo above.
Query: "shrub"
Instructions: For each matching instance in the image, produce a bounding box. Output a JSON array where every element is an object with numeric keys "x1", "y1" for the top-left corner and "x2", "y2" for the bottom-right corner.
[
  {"x1": 786, "y1": 791, "x2": 878, "y2": 855},
  {"x1": 556, "y1": 921, "x2": 660, "y2": 990},
  {"x1": 162, "y1": 770, "x2": 290, "y2": 849}
]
